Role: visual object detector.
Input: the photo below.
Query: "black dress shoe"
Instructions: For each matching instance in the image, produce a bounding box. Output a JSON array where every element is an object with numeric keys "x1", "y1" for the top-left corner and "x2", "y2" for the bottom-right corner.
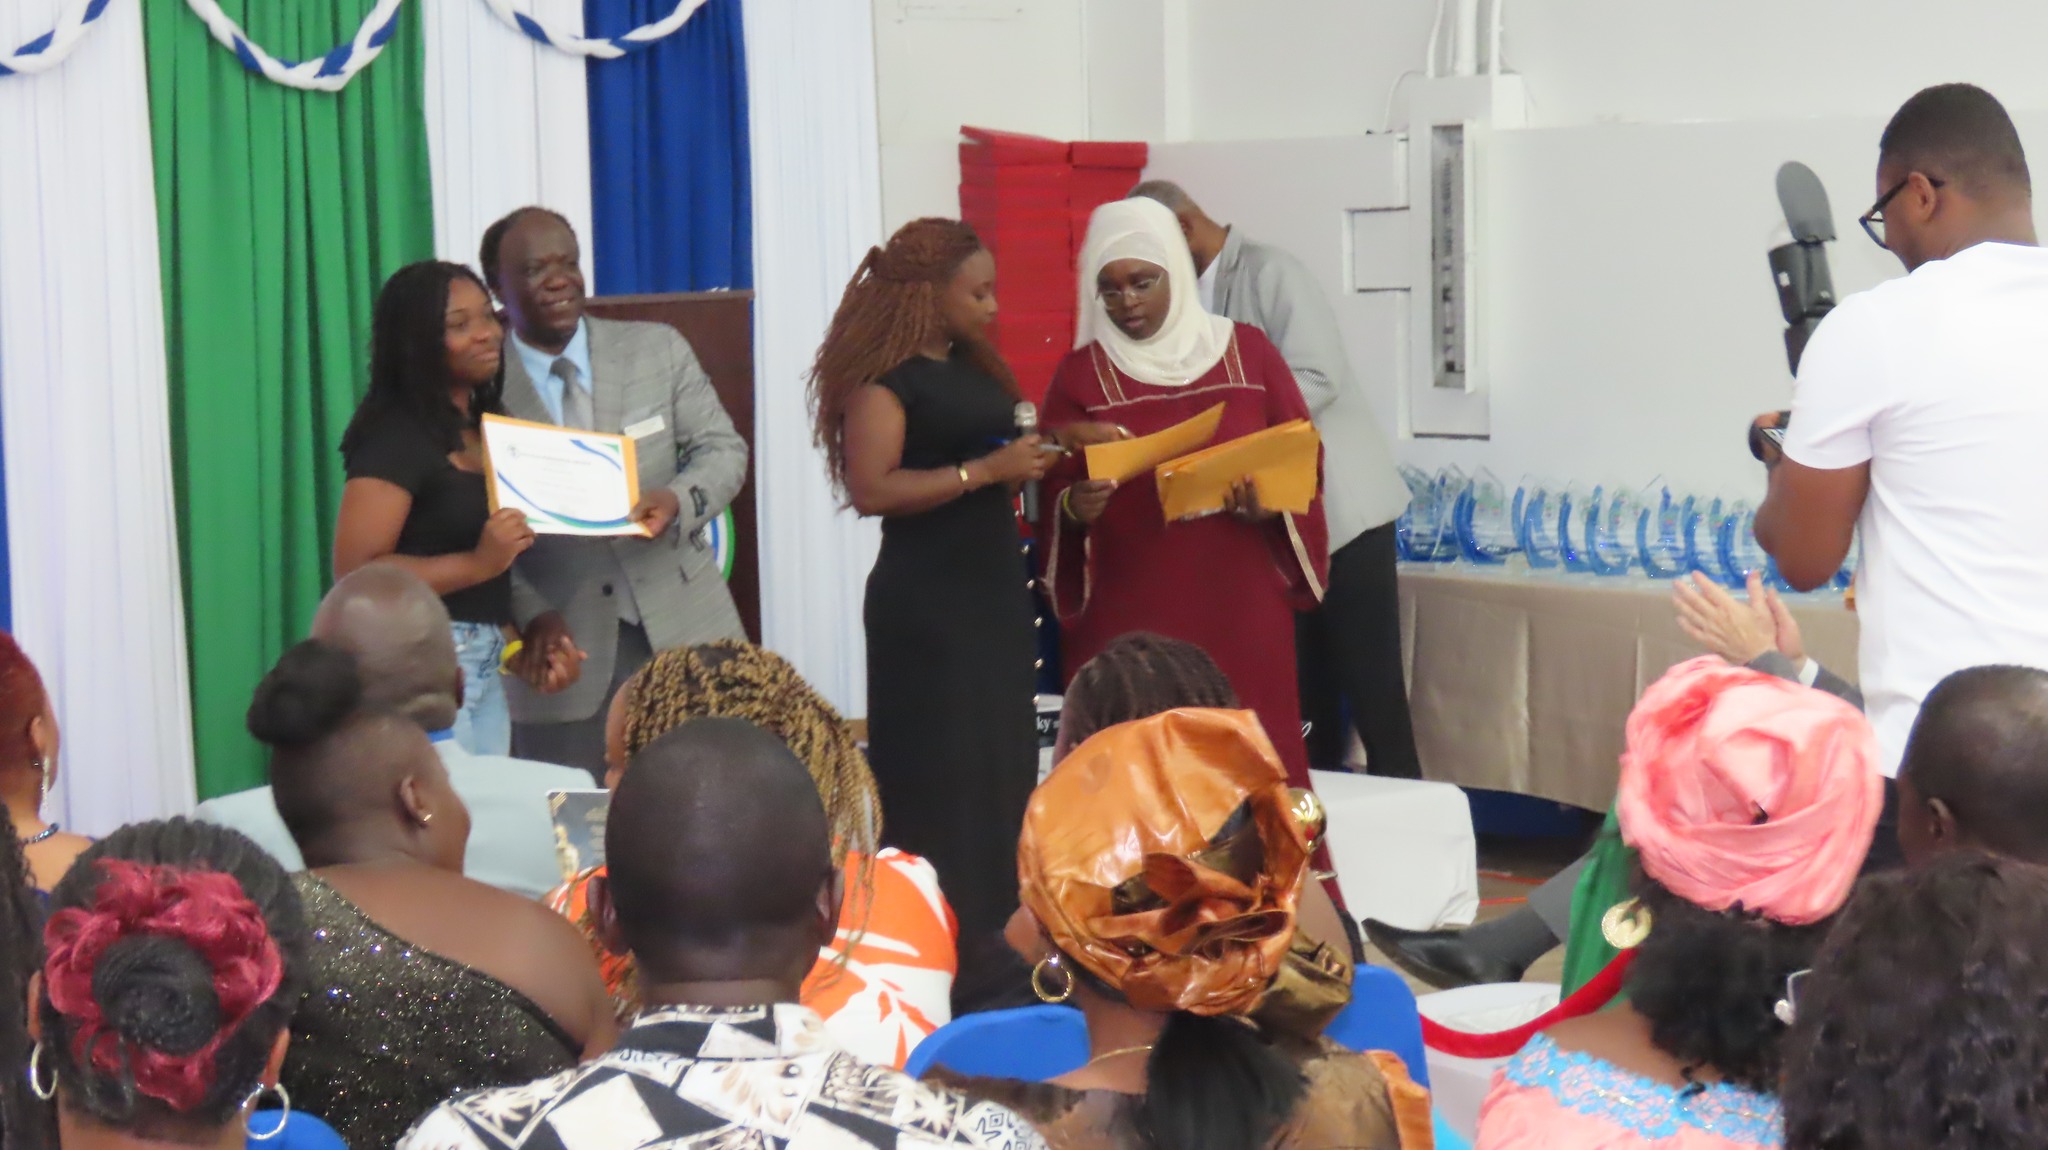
[{"x1": 1362, "y1": 918, "x2": 1528, "y2": 990}]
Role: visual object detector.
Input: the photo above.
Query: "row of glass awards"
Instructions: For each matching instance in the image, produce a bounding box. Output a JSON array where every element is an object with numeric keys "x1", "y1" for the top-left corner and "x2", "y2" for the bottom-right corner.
[{"x1": 1394, "y1": 466, "x2": 1853, "y2": 591}]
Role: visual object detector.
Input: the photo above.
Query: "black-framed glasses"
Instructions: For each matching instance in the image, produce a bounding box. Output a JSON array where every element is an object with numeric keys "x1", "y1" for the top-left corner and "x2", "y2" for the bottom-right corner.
[{"x1": 1860, "y1": 175, "x2": 1946, "y2": 250}]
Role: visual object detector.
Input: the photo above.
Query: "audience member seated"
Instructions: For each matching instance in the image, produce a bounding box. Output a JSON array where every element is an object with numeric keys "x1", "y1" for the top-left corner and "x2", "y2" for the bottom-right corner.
[
  {"x1": 548, "y1": 641, "x2": 957, "y2": 1067},
  {"x1": 247, "y1": 640, "x2": 615, "y2": 1150},
  {"x1": 0, "y1": 631, "x2": 92, "y2": 893},
  {"x1": 935, "y1": 708, "x2": 1432, "y2": 1150},
  {"x1": 197, "y1": 564, "x2": 590, "y2": 897},
  {"x1": 1057, "y1": 631, "x2": 1359, "y2": 990},
  {"x1": 1, "y1": 818, "x2": 52, "y2": 1149},
  {"x1": 1475, "y1": 657, "x2": 1883, "y2": 1149},
  {"x1": 400, "y1": 717, "x2": 1045, "y2": 1150},
  {"x1": 1370, "y1": 571, "x2": 1864, "y2": 992},
  {"x1": 1781, "y1": 851, "x2": 2048, "y2": 1149},
  {"x1": 22, "y1": 819, "x2": 325, "y2": 1150},
  {"x1": 1894, "y1": 664, "x2": 2048, "y2": 866}
]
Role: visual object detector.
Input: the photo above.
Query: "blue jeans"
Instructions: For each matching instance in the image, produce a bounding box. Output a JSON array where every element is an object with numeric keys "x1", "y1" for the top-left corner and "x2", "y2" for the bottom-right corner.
[{"x1": 450, "y1": 622, "x2": 511, "y2": 757}]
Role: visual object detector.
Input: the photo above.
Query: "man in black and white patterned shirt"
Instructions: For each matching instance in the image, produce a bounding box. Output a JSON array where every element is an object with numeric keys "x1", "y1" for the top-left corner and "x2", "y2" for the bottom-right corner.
[{"x1": 399, "y1": 718, "x2": 1042, "y2": 1150}]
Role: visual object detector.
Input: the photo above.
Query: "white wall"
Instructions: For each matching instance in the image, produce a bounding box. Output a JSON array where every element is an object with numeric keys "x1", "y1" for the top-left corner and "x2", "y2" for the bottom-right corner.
[
  {"x1": 870, "y1": 0, "x2": 2048, "y2": 497},
  {"x1": 873, "y1": 0, "x2": 1089, "y2": 228}
]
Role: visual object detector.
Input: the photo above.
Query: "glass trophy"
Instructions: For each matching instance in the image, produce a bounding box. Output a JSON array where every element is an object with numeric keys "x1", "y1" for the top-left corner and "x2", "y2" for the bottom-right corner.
[
  {"x1": 1636, "y1": 483, "x2": 1690, "y2": 580},
  {"x1": 1557, "y1": 484, "x2": 1598, "y2": 575},
  {"x1": 1714, "y1": 500, "x2": 1773, "y2": 588},
  {"x1": 1396, "y1": 465, "x2": 1454, "y2": 562},
  {"x1": 1586, "y1": 482, "x2": 1639, "y2": 576},
  {"x1": 1454, "y1": 468, "x2": 1518, "y2": 565},
  {"x1": 1515, "y1": 478, "x2": 1561, "y2": 571}
]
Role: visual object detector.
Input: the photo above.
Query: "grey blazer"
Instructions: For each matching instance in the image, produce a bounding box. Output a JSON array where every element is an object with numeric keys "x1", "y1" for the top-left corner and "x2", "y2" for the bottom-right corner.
[
  {"x1": 1210, "y1": 228, "x2": 1410, "y2": 550},
  {"x1": 502, "y1": 316, "x2": 747, "y2": 723}
]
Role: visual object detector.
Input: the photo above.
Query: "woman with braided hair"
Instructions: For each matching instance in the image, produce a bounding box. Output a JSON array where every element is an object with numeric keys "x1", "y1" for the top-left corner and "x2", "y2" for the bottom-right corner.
[
  {"x1": 809, "y1": 217, "x2": 1124, "y2": 1007},
  {"x1": 548, "y1": 641, "x2": 958, "y2": 1068},
  {"x1": 0, "y1": 818, "x2": 53, "y2": 1150}
]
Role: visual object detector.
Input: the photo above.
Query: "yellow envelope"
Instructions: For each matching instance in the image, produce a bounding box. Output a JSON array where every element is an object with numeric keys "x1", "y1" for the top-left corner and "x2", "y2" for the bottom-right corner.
[
  {"x1": 1154, "y1": 419, "x2": 1321, "y2": 522},
  {"x1": 1085, "y1": 403, "x2": 1226, "y2": 483}
]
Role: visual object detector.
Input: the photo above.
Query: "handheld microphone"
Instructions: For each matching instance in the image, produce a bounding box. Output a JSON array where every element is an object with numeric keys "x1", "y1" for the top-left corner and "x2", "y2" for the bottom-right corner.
[
  {"x1": 1014, "y1": 401, "x2": 1040, "y2": 520},
  {"x1": 1769, "y1": 161, "x2": 1839, "y2": 375}
]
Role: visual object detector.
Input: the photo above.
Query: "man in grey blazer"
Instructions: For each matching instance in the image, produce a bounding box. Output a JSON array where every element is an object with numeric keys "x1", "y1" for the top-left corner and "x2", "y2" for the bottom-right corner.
[
  {"x1": 480, "y1": 207, "x2": 747, "y2": 775},
  {"x1": 1133, "y1": 182, "x2": 1420, "y2": 778}
]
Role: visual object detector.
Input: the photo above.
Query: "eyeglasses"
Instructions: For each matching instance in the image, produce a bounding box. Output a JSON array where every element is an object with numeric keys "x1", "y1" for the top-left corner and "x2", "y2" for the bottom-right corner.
[
  {"x1": 1097, "y1": 275, "x2": 1163, "y2": 306},
  {"x1": 1860, "y1": 175, "x2": 1946, "y2": 250}
]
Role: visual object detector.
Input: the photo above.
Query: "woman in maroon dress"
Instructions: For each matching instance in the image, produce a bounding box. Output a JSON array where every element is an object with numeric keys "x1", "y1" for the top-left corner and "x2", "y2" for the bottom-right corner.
[{"x1": 1038, "y1": 198, "x2": 1329, "y2": 787}]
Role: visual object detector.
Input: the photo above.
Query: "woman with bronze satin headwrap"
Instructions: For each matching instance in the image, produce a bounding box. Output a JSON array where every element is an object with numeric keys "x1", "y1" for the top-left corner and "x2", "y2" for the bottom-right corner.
[{"x1": 931, "y1": 709, "x2": 1431, "y2": 1150}]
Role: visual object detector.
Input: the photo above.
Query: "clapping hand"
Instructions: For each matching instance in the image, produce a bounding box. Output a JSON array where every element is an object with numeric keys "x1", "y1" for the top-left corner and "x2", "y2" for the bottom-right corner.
[{"x1": 1673, "y1": 570, "x2": 1805, "y2": 667}]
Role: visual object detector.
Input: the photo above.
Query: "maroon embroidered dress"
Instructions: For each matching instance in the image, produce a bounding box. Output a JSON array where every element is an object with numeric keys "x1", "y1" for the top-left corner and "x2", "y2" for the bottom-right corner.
[{"x1": 1038, "y1": 323, "x2": 1330, "y2": 786}]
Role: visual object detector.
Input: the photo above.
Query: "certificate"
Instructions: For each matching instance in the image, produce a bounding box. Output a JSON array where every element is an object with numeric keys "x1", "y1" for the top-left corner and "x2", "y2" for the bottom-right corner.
[{"x1": 481, "y1": 413, "x2": 648, "y2": 537}]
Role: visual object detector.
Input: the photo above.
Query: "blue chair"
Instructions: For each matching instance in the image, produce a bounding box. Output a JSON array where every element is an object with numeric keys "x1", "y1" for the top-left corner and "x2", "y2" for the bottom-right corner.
[
  {"x1": 903, "y1": 1004, "x2": 1090, "y2": 1080},
  {"x1": 247, "y1": 1111, "x2": 347, "y2": 1150},
  {"x1": 1433, "y1": 1109, "x2": 1474, "y2": 1150},
  {"x1": 1324, "y1": 963, "x2": 1430, "y2": 1088}
]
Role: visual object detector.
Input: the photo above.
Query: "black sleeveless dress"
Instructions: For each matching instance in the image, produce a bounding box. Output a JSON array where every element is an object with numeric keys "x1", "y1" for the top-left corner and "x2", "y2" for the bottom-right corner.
[{"x1": 864, "y1": 355, "x2": 1039, "y2": 946}]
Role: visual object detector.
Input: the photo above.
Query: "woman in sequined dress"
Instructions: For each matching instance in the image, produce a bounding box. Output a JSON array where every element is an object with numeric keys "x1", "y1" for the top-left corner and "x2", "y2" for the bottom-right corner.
[{"x1": 248, "y1": 639, "x2": 617, "y2": 1150}]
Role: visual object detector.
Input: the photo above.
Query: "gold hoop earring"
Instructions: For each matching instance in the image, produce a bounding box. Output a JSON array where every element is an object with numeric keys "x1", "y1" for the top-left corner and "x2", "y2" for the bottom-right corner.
[
  {"x1": 1601, "y1": 898, "x2": 1653, "y2": 950},
  {"x1": 27, "y1": 1041, "x2": 57, "y2": 1102},
  {"x1": 243, "y1": 1083, "x2": 292, "y2": 1141},
  {"x1": 1031, "y1": 955, "x2": 1075, "y2": 1004}
]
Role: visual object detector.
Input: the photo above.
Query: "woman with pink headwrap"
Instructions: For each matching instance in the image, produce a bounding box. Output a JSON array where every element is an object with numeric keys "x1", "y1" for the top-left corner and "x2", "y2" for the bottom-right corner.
[{"x1": 1475, "y1": 656, "x2": 1884, "y2": 1150}]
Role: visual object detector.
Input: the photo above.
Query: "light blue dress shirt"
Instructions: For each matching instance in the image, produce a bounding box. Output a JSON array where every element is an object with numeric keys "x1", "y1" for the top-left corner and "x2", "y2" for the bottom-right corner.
[
  {"x1": 191, "y1": 735, "x2": 594, "y2": 899},
  {"x1": 510, "y1": 319, "x2": 593, "y2": 427}
]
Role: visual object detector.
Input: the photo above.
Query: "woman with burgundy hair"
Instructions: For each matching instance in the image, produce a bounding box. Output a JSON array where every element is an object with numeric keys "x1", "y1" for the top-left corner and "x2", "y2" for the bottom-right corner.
[
  {"x1": 0, "y1": 630, "x2": 90, "y2": 893},
  {"x1": 21, "y1": 817, "x2": 337, "y2": 1150}
]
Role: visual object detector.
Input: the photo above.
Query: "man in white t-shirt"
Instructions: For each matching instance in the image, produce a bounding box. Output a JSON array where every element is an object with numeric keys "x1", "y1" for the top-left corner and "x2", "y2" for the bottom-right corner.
[{"x1": 1757, "y1": 83, "x2": 2048, "y2": 805}]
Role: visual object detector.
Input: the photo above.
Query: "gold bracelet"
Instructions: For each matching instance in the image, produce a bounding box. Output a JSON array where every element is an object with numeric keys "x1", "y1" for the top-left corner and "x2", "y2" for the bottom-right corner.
[
  {"x1": 957, "y1": 464, "x2": 973, "y2": 489},
  {"x1": 1060, "y1": 488, "x2": 1077, "y2": 522}
]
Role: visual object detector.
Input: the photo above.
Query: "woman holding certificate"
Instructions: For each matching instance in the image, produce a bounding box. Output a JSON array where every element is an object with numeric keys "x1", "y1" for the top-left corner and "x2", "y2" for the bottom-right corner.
[
  {"x1": 1038, "y1": 198, "x2": 1330, "y2": 789},
  {"x1": 334, "y1": 261, "x2": 572, "y2": 756}
]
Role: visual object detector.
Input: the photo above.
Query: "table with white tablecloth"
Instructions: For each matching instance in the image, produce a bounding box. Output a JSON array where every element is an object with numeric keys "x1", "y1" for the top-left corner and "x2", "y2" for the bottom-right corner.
[{"x1": 1398, "y1": 567, "x2": 1860, "y2": 810}]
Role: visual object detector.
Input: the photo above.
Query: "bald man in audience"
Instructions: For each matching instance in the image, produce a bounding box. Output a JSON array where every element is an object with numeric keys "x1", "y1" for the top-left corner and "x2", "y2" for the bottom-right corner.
[
  {"x1": 1130, "y1": 180, "x2": 1417, "y2": 779},
  {"x1": 195, "y1": 564, "x2": 589, "y2": 896},
  {"x1": 1896, "y1": 665, "x2": 2048, "y2": 866},
  {"x1": 401, "y1": 718, "x2": 1044, "y2": 1150}
]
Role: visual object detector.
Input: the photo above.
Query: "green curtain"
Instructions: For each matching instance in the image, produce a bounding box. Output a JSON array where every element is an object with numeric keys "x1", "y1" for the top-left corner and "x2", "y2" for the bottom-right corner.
[{"x1": 144, "y1": 4, "x2": 436, "y2": 798}]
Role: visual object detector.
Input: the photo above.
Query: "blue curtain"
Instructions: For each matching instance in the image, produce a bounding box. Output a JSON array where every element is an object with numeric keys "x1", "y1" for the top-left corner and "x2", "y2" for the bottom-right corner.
[{"x1": 584, "y1": 0, "x2": 753, "y2": 294}]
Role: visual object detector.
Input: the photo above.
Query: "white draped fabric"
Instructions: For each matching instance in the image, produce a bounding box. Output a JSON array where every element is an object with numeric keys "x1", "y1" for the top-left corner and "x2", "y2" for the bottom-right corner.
[
  {"x1": 743, "y1": 0, "x2": 884, "y2": 716},
  {"x1": 0, "y1": 0, "x2": 197, "y2": 832},
  {"x1": 423, "y1": 0, "x2": 596, "y2": 286}
]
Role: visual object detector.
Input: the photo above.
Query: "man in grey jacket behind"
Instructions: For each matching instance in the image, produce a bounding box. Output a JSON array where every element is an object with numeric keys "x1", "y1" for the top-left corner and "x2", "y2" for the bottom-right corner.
[{"x1": 1132, "y1": 181, "x2": 1420, "y2": 777}]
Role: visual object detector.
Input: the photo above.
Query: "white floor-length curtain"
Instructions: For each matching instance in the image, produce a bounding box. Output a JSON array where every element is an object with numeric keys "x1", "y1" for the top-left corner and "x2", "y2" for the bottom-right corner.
[
  {"x1": 743, "y1": 0, "x2": 884, "y2": 716},
  {"x1": 423, "y1": 0, "x2": 596, "y2": 285},
  {"x1": 0, "y1": 0, "x2": 198, "y2": 831}
]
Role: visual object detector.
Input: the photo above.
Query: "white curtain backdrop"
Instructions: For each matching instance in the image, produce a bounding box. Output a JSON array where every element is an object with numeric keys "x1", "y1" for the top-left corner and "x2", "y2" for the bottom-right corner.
[
  {"x1": 0, "y1": 0, "x2": 198, "y2": 831},
  {"x1": 743, "y1": 0, "x2": 884, "y2": 716},
  {"x1": 423, "y1": 0, "x2": 596, "y2": 285}
]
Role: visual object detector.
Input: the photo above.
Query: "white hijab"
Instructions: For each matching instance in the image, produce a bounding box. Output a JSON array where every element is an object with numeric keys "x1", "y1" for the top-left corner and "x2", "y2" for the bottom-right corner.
[{"x1": 1074, "y1": 198, "x2": 1235, "y2": 388}]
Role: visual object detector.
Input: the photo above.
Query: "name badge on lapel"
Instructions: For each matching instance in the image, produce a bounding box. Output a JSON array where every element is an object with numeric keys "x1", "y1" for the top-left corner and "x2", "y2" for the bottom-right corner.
[{"x1": 623, "y1": 414, "x2": 667, "y2": 440}]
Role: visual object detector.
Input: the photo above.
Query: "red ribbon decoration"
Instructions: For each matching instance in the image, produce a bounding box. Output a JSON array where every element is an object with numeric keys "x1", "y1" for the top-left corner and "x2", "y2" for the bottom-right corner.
[
  {"x1": 42, "y1": 860, "x2": 284, "y2": 1112},
  {"x1": 1416, "y1": 951, "x2": 1636, "y2": 1061}
]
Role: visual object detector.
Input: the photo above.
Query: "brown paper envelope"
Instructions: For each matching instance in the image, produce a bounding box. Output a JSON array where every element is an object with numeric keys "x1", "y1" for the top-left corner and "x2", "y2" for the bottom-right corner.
[
  {"x1": 1084, "y1": 403, "x2": 1227, "y2": 483},
  {"x1": 1155, "y1": 420, "x2": 1320, "y2": 521}
]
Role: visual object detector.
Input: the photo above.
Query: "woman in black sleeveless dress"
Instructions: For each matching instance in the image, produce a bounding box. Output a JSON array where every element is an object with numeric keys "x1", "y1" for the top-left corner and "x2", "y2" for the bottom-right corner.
[{"x1": 809, "y1": 219, "x2": 1091, "y2": 1007}]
